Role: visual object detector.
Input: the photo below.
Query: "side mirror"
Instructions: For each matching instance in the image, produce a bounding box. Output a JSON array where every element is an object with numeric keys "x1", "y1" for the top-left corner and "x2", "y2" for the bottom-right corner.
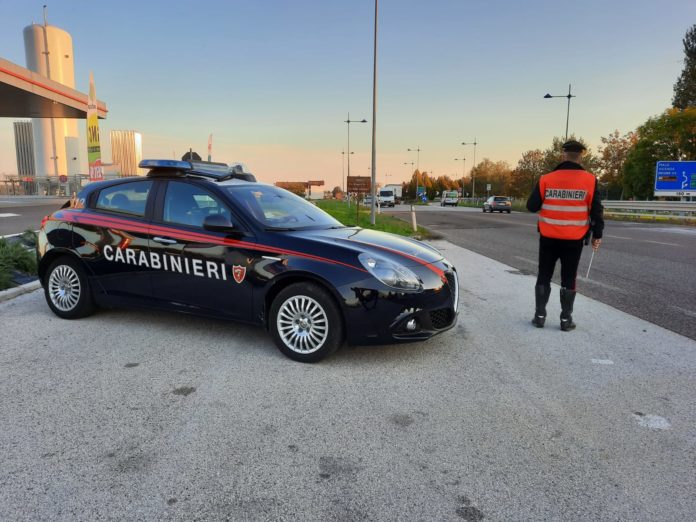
[{"x1": 203, "y1": 214, "x2": 236, "y2": 233}]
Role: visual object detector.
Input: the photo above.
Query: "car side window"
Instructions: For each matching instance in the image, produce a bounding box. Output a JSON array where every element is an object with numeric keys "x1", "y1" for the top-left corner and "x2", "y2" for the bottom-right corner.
[
  {"x1": 163, "y1": 181, "x2": 231, "y2": 228},
  {"x1": 95, "y1": 181, "x2": 153, "y2": 217}
]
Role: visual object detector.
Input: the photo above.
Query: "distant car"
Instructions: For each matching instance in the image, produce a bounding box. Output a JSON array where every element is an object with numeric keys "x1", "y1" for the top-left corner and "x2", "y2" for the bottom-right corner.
[
  {"x1": 440, "y1": 191, "x2": 459, "y2": 207},
  {"x1": 378, "y1": 190, "x2": 395, "y2": 207},
  {"x1": 483, "y1": 196, "x2": 512, "y2": 213},
  {"x1": 363, "y1": 195, "x2": 373, "y2": 206}
]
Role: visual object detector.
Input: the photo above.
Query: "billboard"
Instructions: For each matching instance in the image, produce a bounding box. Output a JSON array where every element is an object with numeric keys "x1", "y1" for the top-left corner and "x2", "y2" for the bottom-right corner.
[
  {"x1": 654, "y1": 161, "x2": 696, "y2": 197},
  {"x1": 347, "y1": 176, "x2": 371, "y2": 193},
  {"x1": 86, "y1": 72, "x2": 104, "y2": 182}
]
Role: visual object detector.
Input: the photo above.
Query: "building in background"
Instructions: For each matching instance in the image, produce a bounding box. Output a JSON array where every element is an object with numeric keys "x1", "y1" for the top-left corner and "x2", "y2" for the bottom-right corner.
[
  {"x1": 23, "y1": 21, "x2": 80, "y2": 177},
  {"x1": 110, "y1": 130, "x2": 144, "y2": 176},
  {"x1": 13, "y1": 121, "x2": 35, "y2": 176}
]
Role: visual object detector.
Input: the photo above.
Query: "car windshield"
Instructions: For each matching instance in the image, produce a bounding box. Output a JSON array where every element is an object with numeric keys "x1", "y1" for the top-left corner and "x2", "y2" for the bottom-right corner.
[
  {"x1": 444, "y1": 192, "x2": 457, "y2": 197},
  {"x1": 379, "y1": 190, "x2": 393, "y2": 197},
  {"x1": 225, "y1": 185, "x2": 343, "y2": 230}
]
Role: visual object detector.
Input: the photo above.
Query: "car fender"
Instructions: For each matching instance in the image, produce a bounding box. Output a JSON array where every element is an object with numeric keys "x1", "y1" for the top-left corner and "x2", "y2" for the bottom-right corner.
[{"x1": 261, "y1": 269, "x2": 349, "y2": 330}]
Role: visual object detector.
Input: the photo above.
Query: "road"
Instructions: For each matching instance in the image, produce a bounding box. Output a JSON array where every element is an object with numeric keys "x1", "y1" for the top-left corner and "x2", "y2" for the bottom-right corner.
[
  {"x1": 1, "y1": 240, "x2": 695, "y2": 521},
  {"x1": 0, "y1": 197, "x2": 66, "y2": 236},
  {"x1": 386, "y1": 205, "x2": 696, "y2": 340}
]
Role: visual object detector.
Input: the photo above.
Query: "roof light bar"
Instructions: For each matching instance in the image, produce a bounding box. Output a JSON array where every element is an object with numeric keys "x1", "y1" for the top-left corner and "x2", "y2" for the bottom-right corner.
[{"x1": 139, "y1": 159, "x2": 192, "y2": 170}]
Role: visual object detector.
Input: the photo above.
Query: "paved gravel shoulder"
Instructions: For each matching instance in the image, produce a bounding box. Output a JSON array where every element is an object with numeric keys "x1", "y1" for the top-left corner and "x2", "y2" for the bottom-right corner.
[{"x1": 1, "y1": 241, "x2": 695, "y2": 521}]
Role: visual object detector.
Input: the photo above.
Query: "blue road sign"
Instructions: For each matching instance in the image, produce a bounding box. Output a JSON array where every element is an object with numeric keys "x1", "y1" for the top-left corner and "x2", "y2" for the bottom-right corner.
[{"x1": 655, "y1": 161, "x2": 696, "y2": 196}]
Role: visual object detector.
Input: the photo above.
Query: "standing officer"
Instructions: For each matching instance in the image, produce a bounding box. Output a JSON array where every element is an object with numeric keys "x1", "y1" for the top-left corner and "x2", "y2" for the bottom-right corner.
[{"x1": 526, "y1": 140, "x2": 604, "y2": 331}]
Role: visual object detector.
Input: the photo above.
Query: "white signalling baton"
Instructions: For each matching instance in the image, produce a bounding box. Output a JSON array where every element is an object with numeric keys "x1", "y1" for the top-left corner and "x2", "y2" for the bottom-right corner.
[{"x1": 585, "y1": 249, "x2": 596, "y2": 279}]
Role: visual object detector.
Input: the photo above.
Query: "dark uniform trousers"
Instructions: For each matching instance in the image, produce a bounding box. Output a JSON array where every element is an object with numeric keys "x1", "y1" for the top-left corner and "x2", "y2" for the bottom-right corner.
[{"x1": 536, "y1": 236, "x2": 584, "y2": 290}]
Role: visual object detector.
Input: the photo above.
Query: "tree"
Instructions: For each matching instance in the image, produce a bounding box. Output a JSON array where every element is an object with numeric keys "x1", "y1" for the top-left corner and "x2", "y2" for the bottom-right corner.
[
  {"x1": 673, "y1": 24, "x2": 696, "y2": 109},
  {"x1": 596, "y1": 130, "x2": 638, "y2": 199},
  {"x1": 623, "y1": 108, "x2": 696, "y2": 199},
  {"x1": 469, "y1": 158, "x2": 513, "y2": 197},
  {"x1": 331, "y1": 186, "x2": 343, "y2": 198},
  {"x1": 510, "y1": 149, "x2": 545, "y2": 197}
]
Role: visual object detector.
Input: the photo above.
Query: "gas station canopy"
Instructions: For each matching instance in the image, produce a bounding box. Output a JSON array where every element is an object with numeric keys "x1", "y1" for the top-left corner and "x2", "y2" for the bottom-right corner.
[{"x1": 0, "y1": 57, "x2": 107, "y2": 119}]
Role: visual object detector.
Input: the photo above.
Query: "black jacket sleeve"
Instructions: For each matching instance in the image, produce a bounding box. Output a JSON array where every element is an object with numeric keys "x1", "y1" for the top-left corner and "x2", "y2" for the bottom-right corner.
[
  {"x1": 590, "y1": 179, "x2": 604, "y2": 239},
  {"x1": 526, "y1": 182, "x2": 542, "y2": 213}
]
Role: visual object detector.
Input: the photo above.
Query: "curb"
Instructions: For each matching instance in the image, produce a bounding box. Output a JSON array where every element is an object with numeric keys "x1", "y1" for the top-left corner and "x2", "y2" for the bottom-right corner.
[{"x1": 0, "y1": 280, "x2": 41, "y2": 303}]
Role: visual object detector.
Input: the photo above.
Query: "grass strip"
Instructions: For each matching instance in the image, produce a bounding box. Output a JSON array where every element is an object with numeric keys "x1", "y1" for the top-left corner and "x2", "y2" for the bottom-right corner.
[{"x1": 315, "y1": 200, "x2": 436, "y2": 239}]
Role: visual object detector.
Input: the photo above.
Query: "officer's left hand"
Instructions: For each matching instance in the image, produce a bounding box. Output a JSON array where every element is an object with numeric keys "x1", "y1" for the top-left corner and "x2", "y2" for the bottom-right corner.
[{"x1": 591, "y1": 238, "x2": 602, "y2": 251}]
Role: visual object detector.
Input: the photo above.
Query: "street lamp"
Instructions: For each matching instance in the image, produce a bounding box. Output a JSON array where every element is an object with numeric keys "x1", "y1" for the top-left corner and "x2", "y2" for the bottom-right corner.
[
  {"x1": 454, "y1": 157, "x2": 466, "y2": 195},
  {"x1": 461, "y1": 138, "x2": 478, "y2": 197},
  {"x1": 407, "y1": 147, "x2": 421, "y2": 171},
  {"x1": 344, "y1": 113, "x2": 368, "y2": 185},
  {"x1": 544, "y1": 84, "x2": 575, "y2": 140}
]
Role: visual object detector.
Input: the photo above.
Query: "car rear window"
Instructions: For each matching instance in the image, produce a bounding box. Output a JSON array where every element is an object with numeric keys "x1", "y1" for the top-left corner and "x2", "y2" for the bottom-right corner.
[
  {"x1": 95, "y1": 181, "x2": 152, "y2": 217},
  {"x1": 494, "y1": 197, "x2": 509, "y2": 201}
]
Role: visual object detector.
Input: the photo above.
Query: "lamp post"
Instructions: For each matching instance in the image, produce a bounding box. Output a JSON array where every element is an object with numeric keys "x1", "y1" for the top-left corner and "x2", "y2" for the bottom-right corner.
[
  {"x1": 454, "y1": 157, "x2": 466, "y2": 195},
  {"x1": 407, "y1": 146, "x2": 421, "y2": 171},
  {"x1": 544, "y1": 84, "x2": 575, "y2": 140},
  {"x1": 461, "y1": 138, "x2": 478, "y2": 197},
  {"x1": 344, "y1": 113, "x2": 368, "y2": 185},
  {"x1": 341, "y1": 150, "x2": 354, "y2": 194},
  {"x1": 369, "y1": 0, "x2": 379, "y2": 225}
]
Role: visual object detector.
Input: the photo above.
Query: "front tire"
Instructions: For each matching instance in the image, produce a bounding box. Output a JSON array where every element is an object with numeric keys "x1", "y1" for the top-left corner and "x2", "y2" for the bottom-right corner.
[
  {"x1": 270, "y1": 282, "x2": 344, "y2": 362},
  {"x1": 44, "y1": 256, "x2": 95, "y2": 319}
]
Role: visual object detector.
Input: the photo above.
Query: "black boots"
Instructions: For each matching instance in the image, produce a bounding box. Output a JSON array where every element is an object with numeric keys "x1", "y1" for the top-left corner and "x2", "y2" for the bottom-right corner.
[
  {"x1": 532, "y1": 285, "x2": 551, "y2": 328},
  {"x1": 560, "y1": 288, "x2": 577, "y2": 331}
]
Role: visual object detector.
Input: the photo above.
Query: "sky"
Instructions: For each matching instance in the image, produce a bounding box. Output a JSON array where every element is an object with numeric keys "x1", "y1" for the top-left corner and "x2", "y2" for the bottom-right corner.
[{"x1": 0, "y1": 0, "x2": 694, "y2": 190}]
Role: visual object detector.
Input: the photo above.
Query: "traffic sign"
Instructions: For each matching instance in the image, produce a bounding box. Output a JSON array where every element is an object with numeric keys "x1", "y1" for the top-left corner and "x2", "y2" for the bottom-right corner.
[
  {"x1": 655, "y1": 161, "x2": 696, "y2": 197},
  {"x1": 347, "y1": 176, "x2": 371, "y2": 193}
]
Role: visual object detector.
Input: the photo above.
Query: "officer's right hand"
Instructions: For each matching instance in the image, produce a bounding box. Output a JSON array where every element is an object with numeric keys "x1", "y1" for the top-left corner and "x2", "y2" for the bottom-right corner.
[{"x1": 591, "y1": 238, "x2": 602, "y2": 251}]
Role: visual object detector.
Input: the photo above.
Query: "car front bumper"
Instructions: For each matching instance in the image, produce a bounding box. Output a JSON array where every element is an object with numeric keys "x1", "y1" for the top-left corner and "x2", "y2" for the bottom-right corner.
[{"x1": 338, "y1": 268, "x2": 459, "y2": 345}]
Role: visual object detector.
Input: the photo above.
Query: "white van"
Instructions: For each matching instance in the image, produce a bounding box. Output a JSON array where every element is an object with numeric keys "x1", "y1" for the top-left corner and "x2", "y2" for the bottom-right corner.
[
  {"x1": 378, "y1": 189, "x2": 396, "y2": 207},
  {"x1": 440, "y1": 190, "x2": 459, "y2": 207}
]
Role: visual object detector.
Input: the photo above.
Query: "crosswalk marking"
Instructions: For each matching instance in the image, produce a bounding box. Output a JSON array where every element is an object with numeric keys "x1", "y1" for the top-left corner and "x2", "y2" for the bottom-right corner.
[{"x1": 0, "y1": 213, "x2": 20, "y2": 218}]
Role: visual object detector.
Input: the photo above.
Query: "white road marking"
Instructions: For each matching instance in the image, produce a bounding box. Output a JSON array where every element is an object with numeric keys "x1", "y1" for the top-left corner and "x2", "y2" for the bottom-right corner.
[
  {"x1": 591, "y1": 358, "x2": 614, "y2": 365},
  {"x1": 632, "y1": 413, "x2": 671, "y2": 430},
  {"x1": 576, "y1": 276, "x2": 628, "y2": 294},
  {"x1": 642, "y1": 240, "x2": 680, "y2": 247},
  {"x1": 604, "y1": 234, "x2": 682, "y2": 247},
  {"x1": 671, "y1": 305, "x2": 696, "y2": 318},
  {"x1": 0, "y1": 213, "x2": 20, "y2": 218},
  {"x1": 514, "y1": 256, "x2": 537, "y2": 265}
]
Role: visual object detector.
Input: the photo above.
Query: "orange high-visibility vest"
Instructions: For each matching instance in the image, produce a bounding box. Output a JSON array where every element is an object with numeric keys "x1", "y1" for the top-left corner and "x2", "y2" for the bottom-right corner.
[{"x1": 538, "y1": 169, "x2": 596, "y2": 240}]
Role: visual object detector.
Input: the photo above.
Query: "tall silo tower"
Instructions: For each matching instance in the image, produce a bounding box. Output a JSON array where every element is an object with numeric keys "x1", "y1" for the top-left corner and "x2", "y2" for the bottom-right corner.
[{"x1": 23, "y1": 17, "x2": 80, "y2": 178}]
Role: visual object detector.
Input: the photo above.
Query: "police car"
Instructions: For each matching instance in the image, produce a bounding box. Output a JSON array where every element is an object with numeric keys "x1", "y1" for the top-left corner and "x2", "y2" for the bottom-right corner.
[{"x1": 37, "y1": 159, "x2": 459, "y2": 362}]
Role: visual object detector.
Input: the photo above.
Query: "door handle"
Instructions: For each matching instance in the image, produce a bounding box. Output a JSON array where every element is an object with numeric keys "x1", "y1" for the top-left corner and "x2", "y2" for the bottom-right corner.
[{"x1": 153, "y1": 236, "x2": 177, "y2": 244}]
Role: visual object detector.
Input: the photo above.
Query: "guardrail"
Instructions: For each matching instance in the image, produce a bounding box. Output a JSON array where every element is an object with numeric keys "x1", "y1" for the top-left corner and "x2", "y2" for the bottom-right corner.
[{"x1": 602, "y1": 200, "x2": 696, "y2": 221}]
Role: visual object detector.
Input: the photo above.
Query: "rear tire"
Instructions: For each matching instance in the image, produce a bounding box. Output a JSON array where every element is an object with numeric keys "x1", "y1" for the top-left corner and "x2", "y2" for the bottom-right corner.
[
  {"x1": 269, "y1": 282, "x2": 344, "y2": 363},
  {"x1": 44, "y1": 256, "x2": 95, "y2": 319}
]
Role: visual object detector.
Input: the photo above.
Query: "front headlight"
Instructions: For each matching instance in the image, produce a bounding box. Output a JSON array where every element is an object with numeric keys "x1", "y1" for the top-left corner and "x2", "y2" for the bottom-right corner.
[{"x1": 358, "y1": 253, "x2": 423, "y2": 292}]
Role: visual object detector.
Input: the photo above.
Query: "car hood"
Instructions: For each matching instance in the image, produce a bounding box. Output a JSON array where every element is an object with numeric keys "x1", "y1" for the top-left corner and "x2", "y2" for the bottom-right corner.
[{"x1": 289, "y1": 227, "x2": 444, "y2": 267}]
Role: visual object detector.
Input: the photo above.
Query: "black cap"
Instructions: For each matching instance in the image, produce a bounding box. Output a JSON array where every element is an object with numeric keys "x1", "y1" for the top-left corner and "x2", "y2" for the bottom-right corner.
[{"x1": 561, "y1": 140, "x2": 586, "y2": 153}]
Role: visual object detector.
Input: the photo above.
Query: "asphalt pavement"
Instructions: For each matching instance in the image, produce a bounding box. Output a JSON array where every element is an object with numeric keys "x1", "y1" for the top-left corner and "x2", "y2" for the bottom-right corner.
[
  {"x1": 1, "y1": 239, "x2": 695, "y2": 521},
  {"x1": 0, "y1": 197, "x2": 67, "y2": 236},
  {"x1": 386, "y1": 204, "x2": 696, "y2": 340}
]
